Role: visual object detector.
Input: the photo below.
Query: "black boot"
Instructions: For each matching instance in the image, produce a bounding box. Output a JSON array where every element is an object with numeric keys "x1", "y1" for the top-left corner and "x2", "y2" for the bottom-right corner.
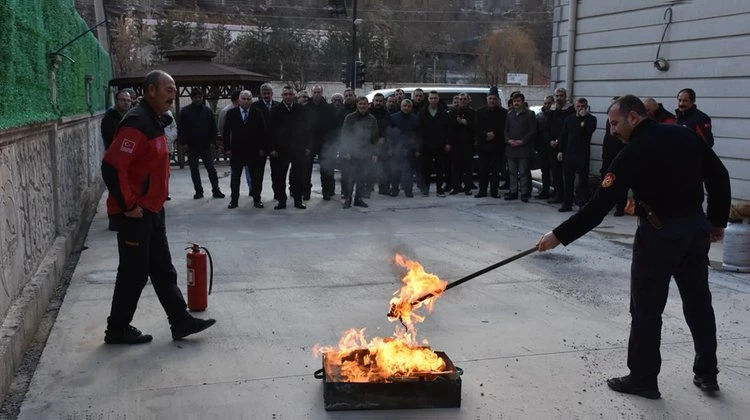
[
  {"x1": 353, "y1": 198, "x2": 368, "y2": 208},
  {"x1": 606, "y1": 375, "x2": 661, "y2": 399},
  {"x1": 104, "y1": 325, "x2": 153, "y2": 345},
  {"x1": 343, "y1": 197, "x2": 352, "y2": 208}
]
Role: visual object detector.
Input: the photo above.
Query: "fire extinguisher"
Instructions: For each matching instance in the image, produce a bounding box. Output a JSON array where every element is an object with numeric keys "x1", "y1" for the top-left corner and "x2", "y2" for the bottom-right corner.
[{"x1": 185, "y1": 243, "x2": 213, "y2": 312}]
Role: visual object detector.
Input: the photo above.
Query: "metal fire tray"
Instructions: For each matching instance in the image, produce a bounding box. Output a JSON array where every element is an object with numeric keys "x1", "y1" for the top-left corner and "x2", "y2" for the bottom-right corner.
[{"x1": 314, "y1": 349, "x2": 462, "y2": 411}]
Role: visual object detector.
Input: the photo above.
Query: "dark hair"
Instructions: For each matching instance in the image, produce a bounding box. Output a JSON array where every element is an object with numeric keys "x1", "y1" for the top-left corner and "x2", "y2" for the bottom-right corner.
[
  {"x1": 142, "y1": 70, "x2": 169, "y2": 92},
  {"x1": 230, "y1": 90, "x2": 241, "y2": 101},
  {"x1": 373, "y1": 93, "x2": 384, "y2": 98},
  {"x1": 678, "y1": 88, "x2": 696, "y2": 102},
  {"x1": 356, "y1": 96, "x2": 369, "y2": 104},
  {"x1": 607, "y1": 94, "x2": 647, "y2": 116},
  {"x1": 429, "y1": 90, "x2": 439, "y2": 96},
  {"x1": 282, "y1": 85, "x2": 294, "y2": 91},
  {"x1": 190, "y1": 88, "x2": 204, "y2": 98},
  {"x1": 575, "y1": 97, "x2": 588, "y2": 105}
]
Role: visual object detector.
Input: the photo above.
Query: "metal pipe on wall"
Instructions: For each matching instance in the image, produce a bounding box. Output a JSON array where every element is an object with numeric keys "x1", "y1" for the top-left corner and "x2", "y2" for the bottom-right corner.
[{"x1": 565, "y1": 0, "x2": 578, "y2": 97}]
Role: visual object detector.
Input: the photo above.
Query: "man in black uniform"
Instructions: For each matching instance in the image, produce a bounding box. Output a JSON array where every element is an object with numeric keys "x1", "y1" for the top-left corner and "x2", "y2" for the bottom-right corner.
[
  {"x1": 537, "y1": 95, "x2": 730, "y2": 399},
  {"x1": 269, "y1": 86, "x2": 311, "y2": 210},
  {"x1": 557, "y1": 97, "x2": 597, "y2": 212},
  {"x1": 418, "y1": 90, "x2": 451, "y2": 197},
  {"x1": 545, "y1": 88, "x2": 575, "y2": 204},
  {"x1": 474, "y1": 87, "x2": 507, "y2": 198},
  {"x1": 448, "y1": 92, "x2": 476, "y2": 195},
  {"x1": 676, "y1": 88, "x2": 715, "y2": 147}
]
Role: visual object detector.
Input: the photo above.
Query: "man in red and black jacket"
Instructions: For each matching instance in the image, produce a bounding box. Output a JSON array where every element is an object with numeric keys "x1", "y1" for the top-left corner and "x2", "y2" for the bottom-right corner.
[
  {"x1": 101, "y1": 70, "x2": 215, "y2": 345},
  {"x1": 676, "y1": 88, "x2": 714, "y2": 147}
]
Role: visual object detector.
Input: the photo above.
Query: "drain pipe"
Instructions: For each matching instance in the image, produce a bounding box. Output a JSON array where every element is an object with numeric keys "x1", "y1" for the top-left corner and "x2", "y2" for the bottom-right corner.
[{"x1": 565, "y1": 0, "x2": 579, "y2": 97}]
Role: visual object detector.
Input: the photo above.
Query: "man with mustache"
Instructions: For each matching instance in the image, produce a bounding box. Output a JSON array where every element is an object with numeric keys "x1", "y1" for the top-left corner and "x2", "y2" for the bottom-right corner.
[{"x1": 101, "y1": 70, "x2": 216, "y2": 344}]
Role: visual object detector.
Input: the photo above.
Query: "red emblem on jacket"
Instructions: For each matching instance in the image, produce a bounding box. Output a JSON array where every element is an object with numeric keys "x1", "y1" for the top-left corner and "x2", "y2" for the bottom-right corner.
[{"x1": 601, "y1": 172, "x2": 616, "y2": 188}]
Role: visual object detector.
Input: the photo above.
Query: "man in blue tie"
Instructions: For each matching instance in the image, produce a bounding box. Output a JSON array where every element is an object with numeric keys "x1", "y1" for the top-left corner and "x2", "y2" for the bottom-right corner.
[{"x1": 223, "y1": 90, "x2": 268, "y2": 209}]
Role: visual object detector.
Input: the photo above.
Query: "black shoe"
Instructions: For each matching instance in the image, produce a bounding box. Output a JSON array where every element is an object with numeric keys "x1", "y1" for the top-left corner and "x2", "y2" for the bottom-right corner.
[
  {"x1": 693, "y1": 375, "x2": 720, "y2": 392},
  {"x1": 165, "y1": 195, "x2": 172, "y2": 201},
  {"x1": 212, "y1": 190, "x2": 225, "y2": 199},
  {"x1": 547, "y1": 197, "x2": 562, "y2": 204},
  {"x1": 405, "y1": 191, "x2": 414, "y2": 198},
  {"x1": 474, "y1": 192, "x2": 487, "y2": 198},
  {"x1": 390, "y1": 190, "x2": 399, "y2": 197},
  {"x1": 228, "y1": 201, "x2": 238, "y2": 209},
  {"x1": 294, "y1": 202, "x2": 307, "y2": 209},
  {"x1": 490, "y1": 192, "x2": 499, "y2": 198},
  {"x1": 449, "y1": 189, "x2": 461, "y2": 195},
  {"x1": 464, "y1": 189, "x2": 472, "y2": 195},
  {"x1": 613, "y1": 208, "x2": 625, "y2": 217},
  {"x1": 436, "y1": 190, "x2": 446, "y2": 197},
  {"x1": 322, "y1": 195, "x2": 332, "y2": 201},
  {"x1": 193, "y1": 192, "x2": 204, "y2": 199},
  {"x1": 253, "y1": 201, "x2": 264, "y2": 209},
  {"x1": 343, "y1": 198, "x2": 352, "y2": 209},
  {"x1": 606, "y1": 376, "x2": 661, "y2": 399},
  {"x1": 521, "y1": 195, "x2": 529, "y2": 203},
  {"x1": 274, "y1": 202, "x2": 287, "y2": 210},
  {"x1": 498, "y1": 183, "x2": 510, "y2": 190},
  {"x1": 104, "y1": 325, "x2": 153, "y2": 345},
  {"x1": 353, "y1": 198, "x2": 368, "y2": 208},
  {"x1": 378, "y1": 190, "x2": 390, "y2": 196},
  {"x1": 558, "y1": 206, "x2": 573, "y2": 212},
  {"x1": 535, "y1": 191, "x2": 550, "y2": 199},
  {"x1": 171, "y1": 317, "x2": 216, "y2": 341},
  {"x1": 504, "y1": 193, "x2": 518, "y2": 200}
]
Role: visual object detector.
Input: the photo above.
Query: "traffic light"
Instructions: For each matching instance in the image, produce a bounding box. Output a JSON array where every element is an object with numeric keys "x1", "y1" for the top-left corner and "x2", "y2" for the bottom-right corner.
[
  {"x1": 340, "y1": 62, "x2": 349, "y2": 84},
  {"x1": 355, "y1": 61, "x2": 366, "y2": 88}
]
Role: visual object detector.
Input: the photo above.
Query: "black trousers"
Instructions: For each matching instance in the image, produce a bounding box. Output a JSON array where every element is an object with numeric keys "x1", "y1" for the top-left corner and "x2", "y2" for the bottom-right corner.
[
  {"x1": 536, "y1": 148, "x2": 550, "y2": 193},
  {"x1": 108, "y1": 209, "x2": 188, "y2": 329},
  {"x1": 627, "y1": 213, "x2": 718, "y2": 386},
  {"x1": 562, "y1": 153, "x2": 590, "y2": 207},
  {"x1": 341, "y1": 157, "x2": 367, "y2": 199},
  {"x1": 300, "y1": 152, "x2": 315, "y2": 197},
  {"x1": 271, "y1": 149, "x2": 305, "y2": 204},
  {"x1": 548, "y1": 152, "x2": 563, "y2": 200},
  {"x1": 450, "y1": 149, "x2": 473, "y2": 191},
  {"x1": 477, "y1": 149, "x2": 503, "y2": 195},
  {"x1": 420, "y1": 149, "x2": 444, "y2": 193},
  {"x1": 378, "y1": 154, "x2": 391, "y2": 193},
  {"x1": 187, "y1": 146, "x2": 220, "y2": 194},
  {"x1": 230, "y1": 154, "x2": 265, "y2": 203},
  {"x1": 319, "y1": 142, "x2": 336, "y2": 197},
  {"x1": 389, "y1": 152, "x2": 419, "y2": 194}
]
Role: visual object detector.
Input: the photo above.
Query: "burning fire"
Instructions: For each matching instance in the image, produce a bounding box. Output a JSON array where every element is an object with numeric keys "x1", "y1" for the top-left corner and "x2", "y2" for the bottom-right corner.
[{"x1": 314, "y1": 254, "x2": 448, "y2": 382}]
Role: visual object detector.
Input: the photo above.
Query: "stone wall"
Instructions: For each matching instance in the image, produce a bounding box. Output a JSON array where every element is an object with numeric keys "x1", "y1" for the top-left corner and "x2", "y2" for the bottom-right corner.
[{"x1": 0, "y1": 113, "x2": 104, "y2": 401}]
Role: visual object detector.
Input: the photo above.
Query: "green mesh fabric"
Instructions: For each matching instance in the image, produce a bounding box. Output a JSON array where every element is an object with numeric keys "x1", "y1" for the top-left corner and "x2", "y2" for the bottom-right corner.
[{"x1": 0, "y1": 0, "x2": 111, "y2": 130}]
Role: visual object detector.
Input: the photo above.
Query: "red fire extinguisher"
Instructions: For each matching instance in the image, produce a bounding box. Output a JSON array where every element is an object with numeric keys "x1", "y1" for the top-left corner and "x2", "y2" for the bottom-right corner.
[{"x1": 185, "y1": 243, "x2": 213, "y2": 312}]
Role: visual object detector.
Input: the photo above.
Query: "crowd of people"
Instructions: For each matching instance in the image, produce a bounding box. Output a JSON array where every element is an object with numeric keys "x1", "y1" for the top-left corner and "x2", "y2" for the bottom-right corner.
[{"x1": 102, "y1": 83, "x2": 716, "y2": 215}]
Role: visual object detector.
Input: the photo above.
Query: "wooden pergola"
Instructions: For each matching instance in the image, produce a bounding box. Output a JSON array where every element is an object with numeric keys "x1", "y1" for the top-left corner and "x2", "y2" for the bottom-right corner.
[{"x1": 109, "y1": 47, "x2": 270, "y2": 167}]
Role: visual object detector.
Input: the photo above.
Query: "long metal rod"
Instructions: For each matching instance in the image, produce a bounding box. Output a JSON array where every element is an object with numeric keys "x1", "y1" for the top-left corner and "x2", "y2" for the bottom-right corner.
[{"x1": 410, "y1": 247, "x2": 537, "y2": 306}]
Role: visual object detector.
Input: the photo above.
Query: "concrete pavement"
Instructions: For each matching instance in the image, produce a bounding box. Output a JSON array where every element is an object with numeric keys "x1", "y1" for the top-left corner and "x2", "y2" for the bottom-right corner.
[{"x1": 15, "y1": 163, "x2": 750, "y2": 419}]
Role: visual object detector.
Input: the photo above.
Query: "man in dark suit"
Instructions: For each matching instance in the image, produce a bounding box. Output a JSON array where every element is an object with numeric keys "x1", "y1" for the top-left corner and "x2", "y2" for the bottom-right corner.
[
  {"x1": 223, "y1": 90, "x2": 268, "y2": 209},
  {"x1": 269, "y1": 85, "x2": 312, "y2": 210},
  {"x1": 251, "y1": 83, "x2": 279, "y2": 124}
]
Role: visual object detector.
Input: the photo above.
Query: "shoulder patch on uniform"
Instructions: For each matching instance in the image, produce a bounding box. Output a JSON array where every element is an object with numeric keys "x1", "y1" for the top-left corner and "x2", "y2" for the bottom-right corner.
[
  {"x1": 601, "y1": 172, "x2": 616, "y2": 188},
  {"x1": 120, "y1": 139, "x2": 136, "y2": 154}
]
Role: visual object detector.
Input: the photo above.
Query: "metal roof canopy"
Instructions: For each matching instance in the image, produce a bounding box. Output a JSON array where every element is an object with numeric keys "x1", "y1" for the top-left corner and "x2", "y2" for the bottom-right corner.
[{"x1": 108, "y1": 47, "x2": 270, "y2": 102}]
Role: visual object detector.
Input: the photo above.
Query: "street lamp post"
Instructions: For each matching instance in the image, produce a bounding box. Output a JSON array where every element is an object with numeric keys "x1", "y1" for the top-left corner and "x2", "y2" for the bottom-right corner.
[{"x1": 350, "y1": 0, "x2": 359, "y2": 89}]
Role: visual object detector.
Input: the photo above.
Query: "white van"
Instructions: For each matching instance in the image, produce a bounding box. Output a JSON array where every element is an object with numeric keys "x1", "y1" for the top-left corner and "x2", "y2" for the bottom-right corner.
[{"x1": 365, "y1": 86, "x2": 506, "y2": 110}]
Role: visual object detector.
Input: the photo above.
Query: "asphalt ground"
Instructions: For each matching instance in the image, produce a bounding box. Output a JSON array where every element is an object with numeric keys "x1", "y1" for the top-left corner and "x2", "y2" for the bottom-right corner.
[{"x1": 11, "y1": 162, "x2": 750, "y2": 419}]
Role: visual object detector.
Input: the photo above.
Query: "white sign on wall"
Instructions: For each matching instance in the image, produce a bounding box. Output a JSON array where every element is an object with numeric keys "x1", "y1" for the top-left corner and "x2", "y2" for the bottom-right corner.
[{"x1": 506, "y1": 73, "x2": 528, "y2": 86}]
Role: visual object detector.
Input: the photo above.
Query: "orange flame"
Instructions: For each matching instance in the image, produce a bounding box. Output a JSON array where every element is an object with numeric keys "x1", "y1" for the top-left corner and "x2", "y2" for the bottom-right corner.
[{"x1": 313, "y1": 254, "x2": 449, "y2": 382}]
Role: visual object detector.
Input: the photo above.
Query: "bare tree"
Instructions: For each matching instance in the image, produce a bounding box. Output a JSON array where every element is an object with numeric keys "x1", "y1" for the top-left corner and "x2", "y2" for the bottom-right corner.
[
  {"x1": 109, "y1": 13, "x2": 152, "y2": 75},
  {"x1": 477, "y1": 26, "x2": 540, "y2": 86}
]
